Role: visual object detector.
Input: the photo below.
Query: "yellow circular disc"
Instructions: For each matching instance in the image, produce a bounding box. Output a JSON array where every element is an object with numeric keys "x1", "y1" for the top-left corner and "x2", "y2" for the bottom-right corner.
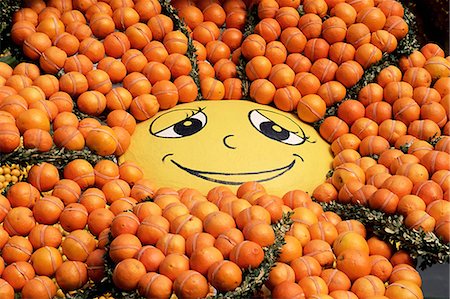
[{"x1": 120, "y1": 100, "x2": 332, "y2": 196}]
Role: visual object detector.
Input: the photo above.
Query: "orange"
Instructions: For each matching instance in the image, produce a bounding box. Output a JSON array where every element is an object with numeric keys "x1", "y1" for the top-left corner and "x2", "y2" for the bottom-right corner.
[
  {"x1": 399, "y1": 50, "x2": 426, "y2": 72},
  {"x1": 385, "y1": 280, "x2": 423, "y2": 299},
  {"x1": 39, "y1": 46, "x2": 67, "y2": 74},
  {"x1": 321, "y1": 268, "x2": 351, "y2": 292},
  {"x1": 405, "y1": 210, "x2": 436, "y2": 232},
  {"x1": 63, "y1": 54, "x2": 93, "y2": 75},
  {"x1": 55, "y1": 261, "x2": 88, "y2": 291},
  {"x1": 207, "y1": 260, "x2": 242, "y2": 292},
  {"x1": 333, "y1": 231, "x2": 369, "y2": 256},
  {"x1": 303, "y1": 239, "x2": 335, "y2": 267},
  {"x1": 330, "y1": 3, "x2": 357, "y2": 26},
  {"x1": 200, "y1": 77, "x2": 225, "y2": 100},
  {"x1": 384, "y1": 16, "x2": 409, "y2": 40},
  {"x1": 303, "y1": 0, "x2": 328, "y2": 17},
  {"x1": 61, "y1": 229, "x2": 96, "y2": 262},
  {"x1": 249, "y1": 78, "x2": 276, "y2": 104},
  {"x1": 258, "y1": 0, "x2": 279, "y2": 19},
  {"x1": 3, "y1": 207, "x2": 35, "y2": 236},
  {"x1": 313, "y1": 183, "x2": 339, "y2": 203},
  {"x1": 275, "y1": 7, "x2": 299, "y2": 29},
  {"x1": 16, "y1": 107, "x2": 50, "y2": 134},
  {"x1": 178, "y1": 5, "x2": 203, "y2": 29},
  {"x1": 87, "y1": 207, "x2": 114, "y2": 237},
  {"x1": 173, "y1": 270, "x2": 209, "y2": 298},
  {"x1": 86, "y1": 248, "x2": 106, "y2": 283},
  {"x1": 30, "y1": 246, "x2": 63, "y2": 276},
  {"x1": 265, "y1": 262, "x2": 296, "y2": 291},
  {"x1": 109, "y1": 233, "x2": 142, "y2": 263},
  {"x1": 2, "y1": 236, "x2": 33, "y2": 264},
  {"x1": 2, "y1": 261, "x2": 35, "y2": 291},
  {"x1": 241, "y1": 34, "x2": 266, "y2": 59},
  {"x1": 276, "y1": 235, "x2": 301, "y2": 263},
  {"x1": 170, "y1": 214, "x2": 203, "y2": 239},
  {"x1": 192, "y1": 21, "x2": 220, "y2": 45},
  {"x1": 190, "y1": 246, "x2": 224, "y2": 276},
  {"x1": 297, "y1": 94, "x2": 326, "y2": 123},
  {"x1": 220, "y1": 28, "x2": 242, "y2": 52},
  {"x1": 136, "y1": 215, "x2": 169, "y2": 245},
  {"x1": 21, "y1": 276, "x2": 57, "y2": 299},
  {"x1": 245, "y1": 55, "x2": 272, "y2": 81},
  {"x1": 151, "y1": 80, "x2": 179, "y2": 109},
  {"x1": 254, "y1": 18, "x2": 281, "y2": 43},
  {"x1": 420, "y1": 151, "x2": 450, "y2": 175},
  {"x1": 138, "y1": 272, "x2": 173, "y2": 299},
  {"x1": 136, "y1": 245, "x2": 165, "y2": 272},
  {"x1": 298, "y1": 275, "x2": 328, "y2": 297},
  {"x1": 6, "y1": 181, "x2": 40, "y2": 208},
  {"x1": 59, "y1": 203, "x2": 88, "y2": 232},
  {"x1": 155, "y1": 233, "x2": 186, "y2": 255},
  {"x1": 243, "y1": 220, "x2": 275, "y2": 247},
  {"x1": 290, "y1": 255, "x2": 322, "y2": 282},
  {"x1": 369, "y1": 254, "x2": 393, "y2": 282},
  {"x1": 112, "y1": 258, "x2": 146, "y2": 291},
  {"x1": 159, "y1": 253, "x2": 190, "y2": 281},
  {"x1": 351, "y1": 275, "x2": 386, "y2": 298},
  {"x1": 272, "y1": 281, "x2": 305, "y2": 299},
  {"x1": 389, "y1": 264, "x2": 422, "y2": 286},
  {"x1": 368, "y1": 188, "x2": 399, "y2": 214},
  {"x1": 185, "y1": 232, "x2": 215, "y2": 257},
  {"x1": 338, "y1": 100, "x2": 365, "y2": 126},
  {"x1": 229, "y1": 240, "x2": 264, "y2": 269},
  {"x1": 336, "y1": 249, "x2": 371, "y2": 282},
  {"x1": 308, "y1": 221, "x2": 339, "y2": 245},
  {"x1": 109, "y1": 196, "x2": 137, "y2": 215}
]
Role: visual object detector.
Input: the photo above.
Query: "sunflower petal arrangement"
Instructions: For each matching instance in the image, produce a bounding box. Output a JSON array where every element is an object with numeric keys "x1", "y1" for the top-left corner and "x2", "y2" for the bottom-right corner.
[{"x1": 0, "y1": 0, "x2": 449, "y2": 298}]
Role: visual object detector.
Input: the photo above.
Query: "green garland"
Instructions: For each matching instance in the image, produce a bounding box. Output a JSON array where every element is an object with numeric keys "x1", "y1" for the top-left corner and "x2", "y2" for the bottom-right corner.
[
  {"x1": 209, "y1": 212, "x2": 293, "y2": 298},
  {"x1": 66, "y1": 232, "x2": 144, "y2": 299},
  {"x1": 317, "y1": 200, "x2": 450, "y2": 270},
  {"x1": 312, "y1": 2, "x2": 422, "y2": 130},
  {"x1": 0, "y1": 146, "x2": 115, "y2": 172},
  {"x1": 159, "y1": 0, "x2": 202, "y2": 101},
  {"x1": 67, "y1": 213, "x2": 292, "y2": 299},
  {"x1": 236, "y1": 5, "x2": 259, "y2": 101},
  {"x1": 0, "y1": 0, "x2": 21, "y2": 60}
]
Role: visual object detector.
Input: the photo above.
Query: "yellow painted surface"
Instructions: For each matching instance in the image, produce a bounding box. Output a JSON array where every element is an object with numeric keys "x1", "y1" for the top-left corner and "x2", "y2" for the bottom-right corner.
[{"x1": 120, "y1": 101, "x2": 332, "y2": 196}]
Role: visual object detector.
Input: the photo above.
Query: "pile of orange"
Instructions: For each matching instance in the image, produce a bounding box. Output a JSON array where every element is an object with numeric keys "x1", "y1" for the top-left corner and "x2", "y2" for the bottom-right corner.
[
  {"x1": 311, "y1": 45, "x2": 450, "y2": 242},
  {"x1": 0, "y1": 162, "x2": 428, "y2": 298},
  {"x1": 0, "y1": 0, "x2": 448, "y2": 297}
]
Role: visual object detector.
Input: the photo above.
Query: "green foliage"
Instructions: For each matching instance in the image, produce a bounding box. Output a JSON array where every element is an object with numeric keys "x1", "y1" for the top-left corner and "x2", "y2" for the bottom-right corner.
[
  {"x1": 208, "y1": 212, "x2": 293, "y2": 298},
  {"x1": 0, "y1": 146, "x2": 116, "y2": 172},
  {"x1": 317, "y1": 200, "x2": 450, "y2": 270},
  {"x1": 0, "y1": 0, "x2": 23, "y2": 65},
  {"x1": 160, "y1": 0, "x2": 202, "y2": 100},
  {"x1": 311, "y1": 0, "x2": 422, "y2": 129},
  {"x1": 236, "y1": 5, "x2": 259, "y2": 101},
  {"x1": 66, "y1": 232, "x2": 145, "y2": 299},
  {"x1": 68, "y1": 213, "x2": 293, "y2": 299}
]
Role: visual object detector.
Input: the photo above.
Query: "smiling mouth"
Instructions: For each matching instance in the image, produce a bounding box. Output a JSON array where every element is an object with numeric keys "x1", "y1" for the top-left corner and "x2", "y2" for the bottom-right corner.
[{"x1": 162, "y1": 154, "x2": 300, "y2": 185}]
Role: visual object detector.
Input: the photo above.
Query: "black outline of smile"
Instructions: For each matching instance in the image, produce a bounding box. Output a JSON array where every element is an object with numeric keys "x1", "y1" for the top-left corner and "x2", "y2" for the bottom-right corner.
[{"x1": 162, "y1": 153, "x2": 303, "y2": 185}]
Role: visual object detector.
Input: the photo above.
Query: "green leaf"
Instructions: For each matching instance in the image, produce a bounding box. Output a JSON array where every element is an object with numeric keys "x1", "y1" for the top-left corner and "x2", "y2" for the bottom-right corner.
[{"x1": 316, "y1": 200, "x2": 450, "y2": 270}]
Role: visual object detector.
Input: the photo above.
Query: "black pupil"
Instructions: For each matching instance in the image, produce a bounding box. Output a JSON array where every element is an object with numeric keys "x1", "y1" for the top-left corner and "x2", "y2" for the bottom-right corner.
[
  {"x1": 260, "y1": 121, "x2": 289, "y2": 141},
  {"x1": 173, "y1": 118, "x2": 203, "y2": 136}
]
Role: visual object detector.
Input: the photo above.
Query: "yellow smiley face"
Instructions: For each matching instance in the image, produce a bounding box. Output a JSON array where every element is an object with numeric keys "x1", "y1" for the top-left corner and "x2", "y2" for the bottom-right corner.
[{"x1": 119, "y1": 100, "x2": 333, "y2": 196}]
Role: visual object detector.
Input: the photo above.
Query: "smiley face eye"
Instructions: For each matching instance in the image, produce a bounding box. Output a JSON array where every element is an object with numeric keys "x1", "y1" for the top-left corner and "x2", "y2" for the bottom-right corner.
[
  {"x1": 248, "y1": 110, "x2": 306, "y2": 145},
  {"x1": 153, "y1": 110, "x2": 207, "y2": 138}
]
